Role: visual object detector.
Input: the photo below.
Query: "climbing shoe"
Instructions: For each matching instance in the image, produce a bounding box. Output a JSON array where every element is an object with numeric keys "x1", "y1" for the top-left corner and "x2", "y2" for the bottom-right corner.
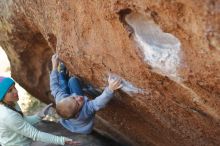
[{"x1": 59, "y1": 62, "x2": 66, "y2": 73}]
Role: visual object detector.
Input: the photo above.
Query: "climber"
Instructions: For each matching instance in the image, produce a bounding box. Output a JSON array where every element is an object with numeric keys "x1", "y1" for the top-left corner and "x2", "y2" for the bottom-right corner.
[
  {"x1": 50, "y1": 53, "x2": 122, "y2": 134},
  {"x1": 0, "y1": 77, "x2": 80, "y2": 146}
]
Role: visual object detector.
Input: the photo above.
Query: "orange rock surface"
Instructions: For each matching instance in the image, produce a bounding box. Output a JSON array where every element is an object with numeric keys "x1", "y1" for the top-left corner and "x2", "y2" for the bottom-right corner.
[{"x1": 0, "y1": 0, "x2": 219, "y2": 145}]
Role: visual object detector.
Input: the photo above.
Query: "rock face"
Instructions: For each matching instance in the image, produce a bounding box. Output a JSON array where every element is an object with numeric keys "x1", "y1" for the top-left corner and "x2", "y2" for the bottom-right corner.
[{"x1": 0, "y1": 0, "x2": 219, "y2": 146}]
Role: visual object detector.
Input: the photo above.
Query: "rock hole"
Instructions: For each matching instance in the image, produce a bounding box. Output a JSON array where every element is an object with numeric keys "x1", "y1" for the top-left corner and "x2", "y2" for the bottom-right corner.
[
  {"x1": 47, "y1": 33, "x2": 57, "y2": 52},
  {"x1": 117, "y1": 8, "x2": 134, "y2": 35}
]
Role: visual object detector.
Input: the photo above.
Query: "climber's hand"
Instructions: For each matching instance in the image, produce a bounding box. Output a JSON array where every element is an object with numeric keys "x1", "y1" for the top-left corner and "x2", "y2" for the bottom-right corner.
[
  {"x1": 52, "y1": 53, "x2": 59, "y2": 70},
  {"x1": 65, "y1": 139, "x2": 81, "y2": 146},
  {"x1": 108, "y1": 74, "x2": 122, "y2": 92},
  {"x1": 36, "y1": 103, "x2": 53, "y2": 119}
]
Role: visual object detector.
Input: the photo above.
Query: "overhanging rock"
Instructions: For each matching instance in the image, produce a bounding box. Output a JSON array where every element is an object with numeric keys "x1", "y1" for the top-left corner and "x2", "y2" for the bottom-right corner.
[{"x1": 0, "y1": 0, "x2": 219, "y2": 146}]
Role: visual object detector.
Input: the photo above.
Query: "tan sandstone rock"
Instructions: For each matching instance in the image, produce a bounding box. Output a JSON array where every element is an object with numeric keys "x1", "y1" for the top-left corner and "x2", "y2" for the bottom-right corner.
[{"x1": 0, "y1": 0, "x2": 219, "y2": 145}]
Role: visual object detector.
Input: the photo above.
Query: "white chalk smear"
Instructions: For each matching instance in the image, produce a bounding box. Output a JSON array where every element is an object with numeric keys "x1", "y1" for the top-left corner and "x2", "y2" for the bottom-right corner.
[
  {"x1": 125, "y1": 13, "x2": 182, "y2": 79},
  {"x1": 108, "y1": 73, "x2": 147, "y2": 96}
]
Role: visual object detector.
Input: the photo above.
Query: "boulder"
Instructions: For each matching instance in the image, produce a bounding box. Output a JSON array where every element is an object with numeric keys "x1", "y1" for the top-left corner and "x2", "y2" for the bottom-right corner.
[{"x1": 0, "y1": 0, "x2": 219, "y2": 145}]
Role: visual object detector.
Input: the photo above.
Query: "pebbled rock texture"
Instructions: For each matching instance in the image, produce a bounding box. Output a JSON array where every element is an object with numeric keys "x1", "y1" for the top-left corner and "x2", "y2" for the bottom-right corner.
[{"x1": 0, "y1": 0, "x2": 219, "y2": 146}]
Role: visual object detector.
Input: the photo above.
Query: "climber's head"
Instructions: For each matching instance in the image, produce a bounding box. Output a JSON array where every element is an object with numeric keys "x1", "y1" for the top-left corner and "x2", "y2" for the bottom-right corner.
[{"x1": 56, "y1": 95, "x2": 84, "y2": 119}]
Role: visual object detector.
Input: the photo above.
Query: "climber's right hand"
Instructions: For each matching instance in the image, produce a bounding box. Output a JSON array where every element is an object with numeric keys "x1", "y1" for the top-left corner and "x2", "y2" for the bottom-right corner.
[
  {"x1": 52, "y1": 53, "x2": 59, "y2": 70},
  {"x1": 108, "y1": 74, "x2": 122, "y2": 92},
  {"x1": 64, "y1": 139, "x2": 80, "y2": 146}
]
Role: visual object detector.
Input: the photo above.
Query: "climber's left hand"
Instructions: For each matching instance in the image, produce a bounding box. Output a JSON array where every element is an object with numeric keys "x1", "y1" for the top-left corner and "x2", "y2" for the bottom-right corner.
[{"x1": 36, "y1": 103, "x2": 53, "y2": 119}]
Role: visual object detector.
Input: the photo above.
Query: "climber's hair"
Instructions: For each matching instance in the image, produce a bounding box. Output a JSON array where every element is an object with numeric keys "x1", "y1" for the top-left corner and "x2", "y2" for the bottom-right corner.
[{"x1": 56, "y1": 96, "x2": 79, "y2": 119}]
